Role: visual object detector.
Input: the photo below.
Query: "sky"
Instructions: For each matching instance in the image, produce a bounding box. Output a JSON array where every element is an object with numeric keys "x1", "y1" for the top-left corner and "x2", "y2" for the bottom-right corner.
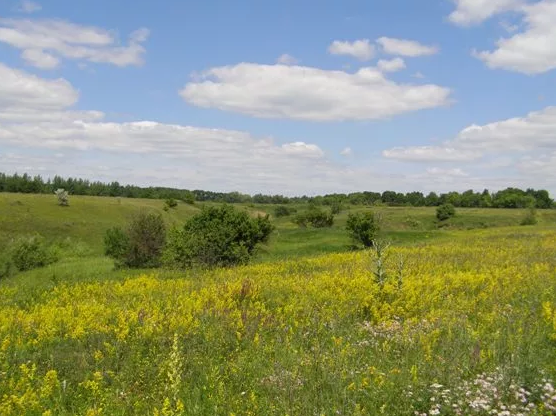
[{"x1": 0, "y1": 0, "x2": 555, "y2": 196}]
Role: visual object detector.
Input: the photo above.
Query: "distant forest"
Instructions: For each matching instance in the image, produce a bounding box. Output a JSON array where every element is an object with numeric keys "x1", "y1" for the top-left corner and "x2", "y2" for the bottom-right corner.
[{"x1": 0, "y1": 172, "x2": 553, "y2": 209}]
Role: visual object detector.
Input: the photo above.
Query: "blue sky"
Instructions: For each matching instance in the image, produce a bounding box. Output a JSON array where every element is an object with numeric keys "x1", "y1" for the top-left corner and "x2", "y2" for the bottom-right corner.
[{"x1": 1, "y1": 0, "x2": 555, "y2": 195}]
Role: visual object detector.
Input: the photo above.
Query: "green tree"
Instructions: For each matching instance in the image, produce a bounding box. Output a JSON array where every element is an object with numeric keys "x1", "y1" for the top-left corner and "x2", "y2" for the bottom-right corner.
[
  {"x1": 164, "y1": 205, "x2": 274, "y2": 269},
  {"x1": 436, "y1": 204, "x2": 456, "y2": 221},
  {"x1": 346, "y1": 212, "x2": 380, "y2": 247}
]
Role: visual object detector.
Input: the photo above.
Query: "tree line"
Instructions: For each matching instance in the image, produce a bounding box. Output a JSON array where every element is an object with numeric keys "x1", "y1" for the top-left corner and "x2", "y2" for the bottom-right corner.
[{"x1": 0, "y1": 172, "x2": 553, "y2": 209}]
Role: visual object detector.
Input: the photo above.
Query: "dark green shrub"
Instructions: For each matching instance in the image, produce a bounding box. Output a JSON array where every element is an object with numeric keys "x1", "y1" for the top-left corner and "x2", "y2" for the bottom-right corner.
[
  {"x1": 436, "y1": 204, "x2": 456, "y2": 221},
  {"x1": 104, "y1": 227, "x2": 130, "y2": 260},
  {"x1": 274, "y1": 205, "x2": 296, "y2": 217},
  {"x1": 165, "y1": 198, "x2": 178, "y2": 209},
  {"x1": 346, "y1": 212, "x2": 380, "y2": 247},
  {"x1": 306, "y1": 207, "x2": 334, "y2": 228},
  {"x1": 293, "y1": 207, "x2": 334, "y2": 228},
  {"x1": 104, "y1": 212, "x2": 166, "y2": 268},
  {"x1": 182, "y1": 191, "x2": 195, "y2": 205},
  {"x1": 164, "y1": 205, "x2": 274, "y2": 269},
  {"x1": 330, "y1": 201, "x2": 342, "y2": 215},
  {"x1": 10, "y1": 235, "x2": 59, "y2": 271}
]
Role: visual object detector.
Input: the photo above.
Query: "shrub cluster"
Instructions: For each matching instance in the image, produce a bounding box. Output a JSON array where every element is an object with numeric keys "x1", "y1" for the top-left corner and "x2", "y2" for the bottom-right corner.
[
  {"x1": 293, "y1": 207, "x2": 334, "y2": 228},
  {"x1": 105, "y1": 205, "x2": 274, "y2": 270},
  {"x1": 9, "y1": 235, "x2": 59, "y2": 271},
  {"x1": 164, "y1": 205, "x2": 274, "y2": 269}
]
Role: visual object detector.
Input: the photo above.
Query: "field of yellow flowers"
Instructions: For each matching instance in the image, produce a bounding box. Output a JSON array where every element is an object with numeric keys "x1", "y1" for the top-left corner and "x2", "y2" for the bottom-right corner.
[{"x1": 1, "y1": 227, "x2": 555, "y2": 415}]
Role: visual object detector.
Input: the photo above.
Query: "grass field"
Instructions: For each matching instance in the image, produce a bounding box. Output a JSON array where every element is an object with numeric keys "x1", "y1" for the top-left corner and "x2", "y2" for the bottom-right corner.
[
  {"x1": 2, "y1": 192, "x2": 555, "y2": 261},
  {"x1": 1, "y1": 192, "x2": 555, "y2": 415}
]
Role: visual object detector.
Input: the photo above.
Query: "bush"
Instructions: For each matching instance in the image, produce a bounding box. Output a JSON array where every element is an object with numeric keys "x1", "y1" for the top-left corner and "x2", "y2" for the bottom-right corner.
[
  {"x1": 520, "y1": 208, "x2": 538, "y2": 226},
  {"x1": 293, "y1": 207, "x2": 334, "y2": 228},
  {"x1": 436, "y1": 204, "x2": 456, "y2": 221},
  {"x1": 182, "y1": 192, "x2": 195, "y2": 205},
  {"x1": 104, "y1": 227, "x2": 130, "y2": 260},
  {"x1": 10, "y1": 235, "x2": 59, "y2": 271},
  {"x1": 330, "y1": 201, "x2": 342, "y2": 215},
  {"x1": 346, "y1": 212, "x2": 380, "y2": 247},
  {"x1": 104, "y1": 212, "x2": 166, "y2": 268},
  {"x1": 164, "y1": 205, "x2": 274, "y2": 269},
  {"x1": 165, "y1": 198, "x2": 178, "y2": 209},
  {"x1": 274, "y1": 205, "x2": 296, "y2": 218}
]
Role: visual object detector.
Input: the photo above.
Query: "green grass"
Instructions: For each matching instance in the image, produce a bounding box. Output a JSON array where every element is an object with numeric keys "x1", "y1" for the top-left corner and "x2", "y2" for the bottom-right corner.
[
  {"x1": 0, "y1": 226, "x2": 555, "y2": 415},
  {"x1": 0, "y1": 193, "x2": 555, "y2": 414},
  {"x1": 1, "y1": 192, "x2": 555, "y2": 264}
]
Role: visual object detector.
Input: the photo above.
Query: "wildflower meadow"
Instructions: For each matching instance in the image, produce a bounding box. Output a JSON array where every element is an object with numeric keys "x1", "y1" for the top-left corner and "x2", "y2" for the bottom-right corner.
[{"x1": 0, "y1": 227, "x2": 555, "y2": 415}]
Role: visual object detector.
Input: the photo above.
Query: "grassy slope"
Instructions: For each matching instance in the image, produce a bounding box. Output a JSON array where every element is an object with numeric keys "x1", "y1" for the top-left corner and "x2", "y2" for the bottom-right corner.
[{"x1": 2, "y1": 192, "x2": 556, "y2": 262}]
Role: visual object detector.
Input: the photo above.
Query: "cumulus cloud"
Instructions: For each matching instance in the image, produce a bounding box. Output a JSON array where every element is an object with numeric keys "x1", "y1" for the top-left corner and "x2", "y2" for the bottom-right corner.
[
  {"x1": 473, "y1": 0, "x2": 556, "y2": 74},
  {"x1": 180, "y1": 63, "x2": 451, "y2": 121},
  {"x1": 0, "y1": 18, "x2": 149, "y2": 69},
  {"x1": 381, "y1": 106, "x2": 556, "y2": 192},
  {"x1": 453, "y1": 106, "x2": 556, "y2": 151},
  {"x1": 448, "y1": 0, "x2": 523, "y2": 26},
  {"x1": 276, "y1": 54, "x2": 299, "y2": 65},
  {"x1": 328, "y1": 39, "x2": 375, "y2": 61},
  {"x1": 0, "y1": 62, "x2": 77, "y2": 112},
  {"x1": 377, "y1": 58, "x2": 406, "y2": 72},
  {"x1": 376, "y1": 37, "x2": 439, "y2": 57}
]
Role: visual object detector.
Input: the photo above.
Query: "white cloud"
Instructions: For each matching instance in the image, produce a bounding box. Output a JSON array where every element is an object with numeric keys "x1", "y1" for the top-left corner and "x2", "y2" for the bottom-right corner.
[
  {"x1": 2, "y1": 63, "x2": 554, "y2": 195},
  {"x1": 21, "y1": 49, "x2": 60, "y2": 69},
  {"x1": 16, "y1": 0, "x2": 42, "y2": 13},
  {"x1": 0, "y1": 18, "x2": 149, "y2": 69},
  {"x1": 328, "y1": 39, "x2": 375, "y2": 61},
  {"x1": 376, "y1": 37, "x2": 439, "y2": 57},
  {"x1": 180, "y1": 63, "x2": 451, "y2": 121},
  {"x1": 0, "y1": 62, "x2": 77, "y2": 112},
  {"x1": 377, "y1": 57, "x2": 406, "y2": 72},
  {"x1": 281, "y1": 141, "x2": 324, "y2": 157},
  {"x1": 517, "y1": 152, "x2": 556, "y2": 177},
  {"x1": 412, "y1": 72, "x2": 425, "y2": 79},
  {"x1": 340, "y1": 147, "x2": 353, "y2": 156},
  {"x1": 383, "y1": 146, "x2": 481, "y2": 162},
  {"x1": 453, "y1": 106, "x2": 556, "y2": 151},
  {"x1": 448, "y1": 0, "x2": 523, "y2": 26},
  {"x1": 383, "y1": 107, "x2": 556, "y2": 172},
  {"x1": 474, "y1": 0, "x2": 556, "y2": 74},
  {"x1": 276, "y1": 54, "x2": 299, "y2": 65}
]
